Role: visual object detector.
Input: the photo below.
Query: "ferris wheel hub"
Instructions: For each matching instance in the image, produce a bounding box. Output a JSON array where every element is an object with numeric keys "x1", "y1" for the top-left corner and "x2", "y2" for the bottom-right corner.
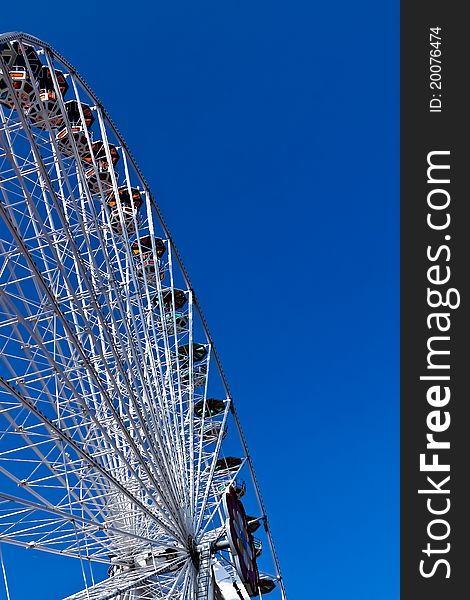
[{"x1": 188, "y1": 534, "x2": 200, "y2": 570}]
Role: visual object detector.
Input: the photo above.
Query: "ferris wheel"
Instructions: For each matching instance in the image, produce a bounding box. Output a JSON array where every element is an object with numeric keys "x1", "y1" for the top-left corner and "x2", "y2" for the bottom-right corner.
[{"x1": 0, "y1": 32, "x2": 286, "y2": 600}]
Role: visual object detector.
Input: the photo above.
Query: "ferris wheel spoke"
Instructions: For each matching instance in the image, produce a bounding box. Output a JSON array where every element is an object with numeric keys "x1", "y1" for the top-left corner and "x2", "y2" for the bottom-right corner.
[
  {"x1": 0, "y1": 424, "x2": 161, "y2": 544},
  {"x1": 198, "y1": 458, "x2": 247, "y2": 539},
  {"x1": 1, "y1": 54, "x2": 193, "y2": 582},
  {"x1": 0, "y1": 401, "x2": 183, "y2": 545},
  {"x1": 2, "y1": 59, "x2": 195, "y2": 528},
  {"x1": 0, "y1": 288, "x2": 185, "y2": 540},
  {"x1": 0, "y1": 376, "x2": 185, "y2": 544},
  {"x1": 124, "y1": 217, "x2": 192, "y2": 521},
  {"x1": 62, "y1": 557, "x2": 190, "y2": 600},
  {"x1": 41, "y1": 87, "x2": 195, "y2": 520},
  {"x1": 0, "y1": 493, "x2": 122, "y2": 562},
  {"x1": 155, "y1": 286, "x2": 216, "y2": 531},
  {"x1": 0, "y1": 414, "x2": 111, "y2": 527},
  {"x1": 139, "y1": 187, "x2": 192, "y2": 472},
  {"x1": 0, "y1": 533, "x2": 111, "y2": 564},
  {"x1": 193, "y1": 399, "x2": 231, "y2": 532},
  {"x1": 0, "y1": 209, "x2": 189, "y2": 535},
  {"x1": 0, "y1": 297, "x2": 184, "y2": 539}
]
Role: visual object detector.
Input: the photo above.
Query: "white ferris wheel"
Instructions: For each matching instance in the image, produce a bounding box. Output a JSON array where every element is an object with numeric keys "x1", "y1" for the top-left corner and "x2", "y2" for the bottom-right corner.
[{"x1": 0, "y1": 32, "x2": 286, "y2": 600}]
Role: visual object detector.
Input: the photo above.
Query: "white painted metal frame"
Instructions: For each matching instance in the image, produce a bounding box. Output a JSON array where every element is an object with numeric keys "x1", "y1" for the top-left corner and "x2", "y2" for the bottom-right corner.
[{"x1": 0, "y1": 32, "x2": 286, "y2": 600}]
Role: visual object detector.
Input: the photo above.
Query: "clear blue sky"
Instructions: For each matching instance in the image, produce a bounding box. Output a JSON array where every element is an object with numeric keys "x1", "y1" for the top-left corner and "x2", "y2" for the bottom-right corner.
[{"x1": 1, "y1": 1, "x2": 398, "y2": 598}]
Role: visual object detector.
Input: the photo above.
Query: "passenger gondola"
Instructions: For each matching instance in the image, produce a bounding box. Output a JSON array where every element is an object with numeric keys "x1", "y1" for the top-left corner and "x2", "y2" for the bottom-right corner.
[
  {"x1": 178, "y1": 343, "x2": 208, "y2": 363},
  {"x1": 215, "y1": 479, "x2": 246, "y2": 498},
  {"x1": 252, "y1": 578, "x2": 276, "y2": 596},
  {"x1": 83, "y1": 141, "x2": 120, "y2": 195},
  {"x1": 131, "y1": 235, "x2": 166, "y2": 283},
  {"x1": 0, "y1": 41, "x2": 41, "y2": 109},
  {"x1": 27, "y1": 66, "x2": 69, "y2": 128},
  {"x1": 56, "y1": 100, "x2": 94, "y2": 157},
  {"x1": 106, "y1": 186, "x2": 143, "y2": 234},
  {"x1": 158, "y1": 312, "x2": 189, "y2": 335},
  {"x1": 200, "y1": 420, "x2": 228, "y2": 444},
  {"x1": 214, "y1": 456, "x2": 243, "y2": 473},
  {"x1": 152, "y1": 288, "x2": 187, "y2": 311},
  {"x1": 246, "y1": 516, "x2": 262, "y2": 533},
  {"x1": 181, "y1": 363, "x2": 207, "y2": 388},
  {"x1": 194, "y1": 398, "x2": 226, "y2": 417}
]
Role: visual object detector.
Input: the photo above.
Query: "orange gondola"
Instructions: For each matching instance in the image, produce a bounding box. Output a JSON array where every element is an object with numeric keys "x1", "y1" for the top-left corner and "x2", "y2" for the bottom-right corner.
[{"x1": 106, "y1": 186, "x2": 143, "y2": 234}]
